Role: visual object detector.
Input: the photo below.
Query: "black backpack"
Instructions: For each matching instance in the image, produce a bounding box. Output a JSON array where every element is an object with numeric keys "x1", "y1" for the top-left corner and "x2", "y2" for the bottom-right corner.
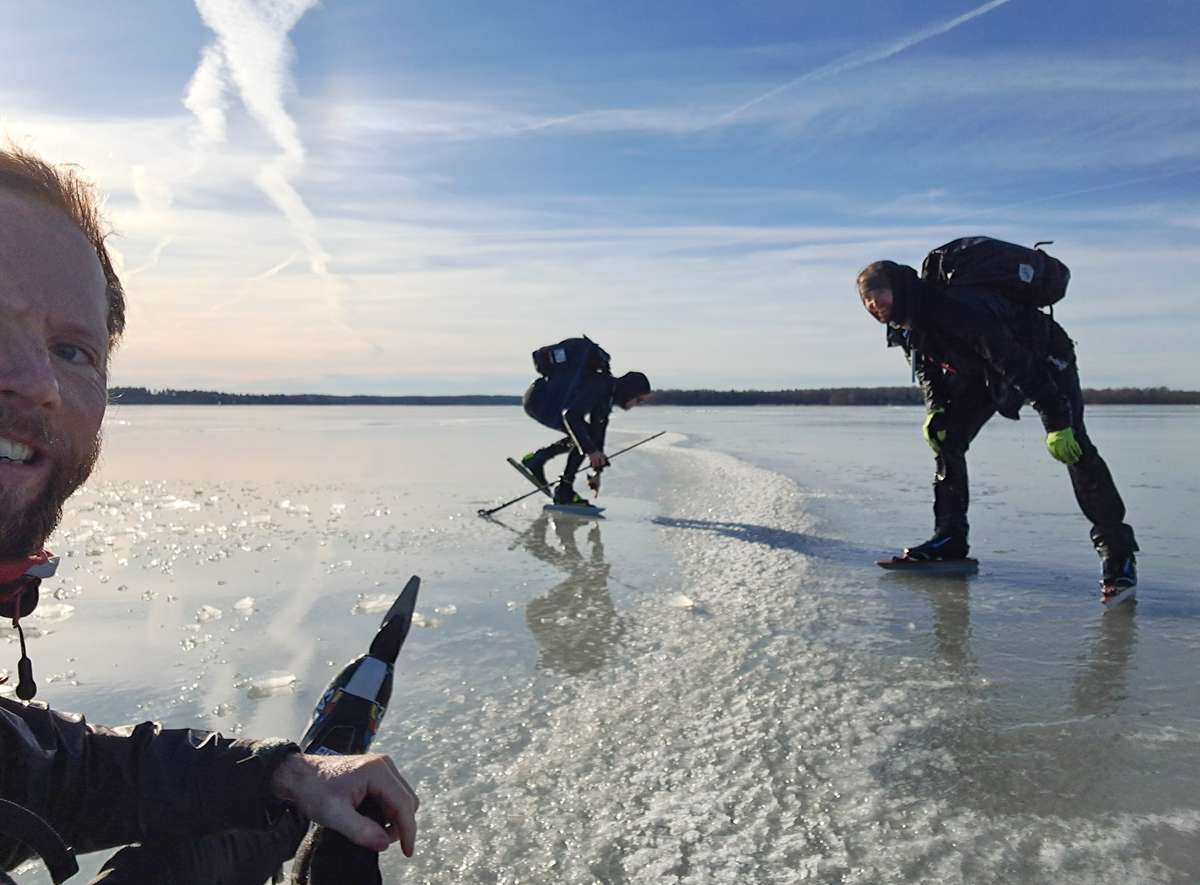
[
  {"x1": 531, "y1": 336, "x2": 611, "y2": 378},
  {"x1": 921, "y1": 237, "x2": 1070, "y2": 308}
]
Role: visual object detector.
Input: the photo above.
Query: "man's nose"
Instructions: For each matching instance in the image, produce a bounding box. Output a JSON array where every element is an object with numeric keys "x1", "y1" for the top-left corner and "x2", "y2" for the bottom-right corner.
[{"x1": 0, "y1": 333, "x2": 62, "y2": 410}]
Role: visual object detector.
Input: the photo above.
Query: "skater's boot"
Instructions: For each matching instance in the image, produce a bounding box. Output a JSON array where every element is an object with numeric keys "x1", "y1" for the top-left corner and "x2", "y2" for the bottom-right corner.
[
  {"x1": 1093, "y1": 525, "x2": 1139, "y2": 602},
  {"x1": 553, "y1": 483, "x2": 592, "y2": 507},
  {"x1": 1100, "y1": 551, "x2": 1137, "y2": 593},
  {"x1": 520, "y1": 452, "x2": 549, "y2": 489},
  {"x1": 902, "y1": 531, "x2": 969, "y2": 562}
]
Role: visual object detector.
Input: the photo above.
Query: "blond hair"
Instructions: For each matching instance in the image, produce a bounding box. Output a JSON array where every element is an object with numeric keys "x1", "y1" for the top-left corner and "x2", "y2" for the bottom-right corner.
[{"x1": 0, "y1": 144, "x2": 125, "y2": 345}]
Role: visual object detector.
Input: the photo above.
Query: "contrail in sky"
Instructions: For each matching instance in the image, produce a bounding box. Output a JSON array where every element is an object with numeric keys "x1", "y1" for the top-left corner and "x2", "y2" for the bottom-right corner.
[
  {"x1": 188, "y1": 0, "x2": 330, "y2": 276},
  {"x1": 184, "y1": 44, "x2": 229, "y2": 144},
  {"x1": 714, "y1": 0, "x2": 1015, "y2": 126}
]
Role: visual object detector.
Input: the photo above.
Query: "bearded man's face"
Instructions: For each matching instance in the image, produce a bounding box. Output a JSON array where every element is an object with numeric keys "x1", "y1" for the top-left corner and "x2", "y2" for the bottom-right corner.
[{"x1": 0, "y1": 191, "x2": 109, "y2": 558}]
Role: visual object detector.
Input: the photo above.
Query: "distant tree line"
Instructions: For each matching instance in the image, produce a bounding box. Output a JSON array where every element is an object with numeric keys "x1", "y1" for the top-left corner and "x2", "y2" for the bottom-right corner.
[
  {"x1": 110, "y1": 387, "x2": 521, "y2": 406},
  {"x1": 650, "y1": 387, "x2": 925, "y2": 406},
  {"x1": 110, "y1": 386, "x2": 1199, "y2": 407},
  {"x1": 650, "y1": 387, "x2": 1200, "y2": 405},
  {"x1": 1082, "y1": 387, "x2": 1200, "y2": 405}
]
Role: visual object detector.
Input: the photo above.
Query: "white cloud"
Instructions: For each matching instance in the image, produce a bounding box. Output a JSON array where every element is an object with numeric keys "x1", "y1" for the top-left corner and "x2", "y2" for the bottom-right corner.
[
  {"x1": 190, "y1": 0, "x2": 329, "y2": 275},
  {"x1": 4, "y1": 17, "x2": 1197, "y2": 393}
]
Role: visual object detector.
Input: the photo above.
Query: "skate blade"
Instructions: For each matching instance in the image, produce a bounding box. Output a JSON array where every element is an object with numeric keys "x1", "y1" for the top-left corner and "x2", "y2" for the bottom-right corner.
[
  {"x1": 1101, "y1": 585, "x2": 1137, "y2": 609},
  {"x1": 543, "y1": 503, "x2": 605, "y2": 519},
  {"x1": 876, "y1": 557, "x2": 978, "y2": 574},
  {"x1": 507, "y1": 457, "x2": 552, "y2": 498}
]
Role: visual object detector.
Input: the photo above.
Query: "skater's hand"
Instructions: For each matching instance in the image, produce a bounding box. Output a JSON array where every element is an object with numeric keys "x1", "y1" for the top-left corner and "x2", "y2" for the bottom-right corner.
[
  {"x1": 588, "y1": 452, "x2": 609, "y2": 470},
  {"x1": 922, "y1": 408, "x2": 947, "y2": 454},
  {"x1": 271, "y1": 752, "x2": 420, "y2": 856},
  {"x1": 1045, "y1": 427, "x2": 1082, "y2": 465}
]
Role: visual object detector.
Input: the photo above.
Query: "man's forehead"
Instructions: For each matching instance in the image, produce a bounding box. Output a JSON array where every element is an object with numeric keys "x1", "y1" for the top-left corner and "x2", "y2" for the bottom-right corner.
[{"x1": 0, "y1": 189, "x2": 108, "y2": 333}]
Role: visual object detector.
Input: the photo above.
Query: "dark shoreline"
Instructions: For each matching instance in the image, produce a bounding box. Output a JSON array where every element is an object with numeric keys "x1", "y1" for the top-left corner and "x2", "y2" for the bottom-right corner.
[{"x1": 110, "y1": 386, "x2": 1200, "y2": 407}]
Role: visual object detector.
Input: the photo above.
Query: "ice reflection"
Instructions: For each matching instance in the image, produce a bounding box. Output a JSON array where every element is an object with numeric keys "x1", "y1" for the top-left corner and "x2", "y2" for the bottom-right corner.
[
  {"x1": 1071, "y1": 606, "x2": 1138, "y2": 719},
  {"x1": 888, "y1": 572, "x2": 978, "y2": 674},
  {"x1": 512, "y1": 515, "x2": 624, "y2": 677},
  {"x1": 884, "y1": 571, "x2": 1141, "y2": 823},
  {"x1": 896, "y1": 570, "x2": 1137, "y2": 719}
]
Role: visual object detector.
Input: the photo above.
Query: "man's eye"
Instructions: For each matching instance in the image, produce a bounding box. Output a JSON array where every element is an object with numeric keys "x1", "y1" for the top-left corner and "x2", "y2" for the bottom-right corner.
[{"x1": 52, "y1": 344, "x2": 95, "y2": 366}]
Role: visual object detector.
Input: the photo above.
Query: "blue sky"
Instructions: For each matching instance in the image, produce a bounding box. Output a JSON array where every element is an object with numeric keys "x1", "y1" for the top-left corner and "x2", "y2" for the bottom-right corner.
[{"x1": 2, "y1": 0, "x2": 1196, "y2": 393}]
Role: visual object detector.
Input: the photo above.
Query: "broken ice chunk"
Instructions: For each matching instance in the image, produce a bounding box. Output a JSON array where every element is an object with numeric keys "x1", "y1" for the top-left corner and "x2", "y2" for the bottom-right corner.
[
  {"x1": 245, "y1": 671, "x2": 297, "y2": 699},
  {"x1": 352, "y1": 593, "x2": 394, "y2": 615}
]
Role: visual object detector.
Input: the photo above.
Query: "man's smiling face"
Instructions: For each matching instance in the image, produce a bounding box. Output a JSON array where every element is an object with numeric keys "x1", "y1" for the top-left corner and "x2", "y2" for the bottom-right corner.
[{"x1": 0, "y1": 190, "x2": 109, "y2": 558}]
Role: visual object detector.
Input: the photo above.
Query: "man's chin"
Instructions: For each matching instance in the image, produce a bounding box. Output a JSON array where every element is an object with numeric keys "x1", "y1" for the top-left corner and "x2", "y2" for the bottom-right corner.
[
  {"x1": 0, "y1": 457, "x2": 94, "y2": 558},
  {"x1": 0, "y1": 501, "x2": 61, "y2": 559}
]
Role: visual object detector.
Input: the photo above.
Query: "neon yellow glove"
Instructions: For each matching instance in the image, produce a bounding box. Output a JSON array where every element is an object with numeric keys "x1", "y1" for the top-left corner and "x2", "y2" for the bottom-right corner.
[
  {"x1": 923, "y1": 408, "x2": 948, "y2": 454},
  {"x1": 1046, "y1": 427, "x2": 1082, "y2": 464}
]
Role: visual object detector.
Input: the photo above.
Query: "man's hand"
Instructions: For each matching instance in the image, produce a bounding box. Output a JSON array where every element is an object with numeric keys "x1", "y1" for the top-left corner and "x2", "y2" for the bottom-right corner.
[
  {"x1": 270, "y1": 752, "x2": 419, "y2": 857},
  {"x1": 588, "y1": 451, "x2": 609, "y2": 471},
  {"x1": 922, "y1": 408, "x2": 948, "y2": 454},
  {"x1": 1045, "y1": 427, "x2": 1082, "y2": 465}
]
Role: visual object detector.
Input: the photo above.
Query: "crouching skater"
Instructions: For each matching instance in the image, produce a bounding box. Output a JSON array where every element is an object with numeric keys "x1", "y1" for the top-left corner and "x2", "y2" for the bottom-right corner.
[{"x1": 516, "y1": 337, "x2": 650, "y2": 508}]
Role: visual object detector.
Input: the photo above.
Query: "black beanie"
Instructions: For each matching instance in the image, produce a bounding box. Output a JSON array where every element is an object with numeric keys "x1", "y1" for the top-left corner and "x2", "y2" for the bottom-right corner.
[{"x1": 613, "y1": 371, "x2": 651, "y2": 405}]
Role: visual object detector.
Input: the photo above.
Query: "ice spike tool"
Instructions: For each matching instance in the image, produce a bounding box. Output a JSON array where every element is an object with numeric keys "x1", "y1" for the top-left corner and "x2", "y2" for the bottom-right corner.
[{"x1": 291, "y1": 575, "x2": 420, "y2": 885}]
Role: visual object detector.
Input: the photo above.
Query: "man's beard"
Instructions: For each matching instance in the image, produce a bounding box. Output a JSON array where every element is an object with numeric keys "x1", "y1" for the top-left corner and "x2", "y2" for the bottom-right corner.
[{"x1": 0, "y1": 407, "x2": 101, "y2": 559}]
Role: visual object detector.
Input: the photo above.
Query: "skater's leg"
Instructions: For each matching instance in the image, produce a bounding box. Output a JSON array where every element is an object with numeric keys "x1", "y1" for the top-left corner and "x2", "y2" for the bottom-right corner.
[
  {"x1": 523, "y1": 437, "x2": 573, "y2": 488},
  {"x1": 1056, "y1": 359, "x2": 1138, "y2": 584},
  {"x1": 929, "y1": 383, "x2": 995, "y2": 546},
  {"x1": 553, "y1": 447, "x2": 587, "y2": 504}
]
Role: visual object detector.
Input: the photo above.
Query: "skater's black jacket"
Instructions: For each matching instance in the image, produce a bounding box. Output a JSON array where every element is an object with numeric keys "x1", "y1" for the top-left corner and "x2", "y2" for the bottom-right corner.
[{"x1": 887, "y1": 282, "x2": 1076, "y2": 431}]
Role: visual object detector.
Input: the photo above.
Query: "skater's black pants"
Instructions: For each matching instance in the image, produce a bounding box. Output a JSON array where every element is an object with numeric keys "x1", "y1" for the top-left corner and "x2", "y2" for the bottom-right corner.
[
  {"x1": 524, "y1": 381, "x2": 590, "y2": 491},
  {"x1": 933, "y1": 361, "x2": 1137, "y2": 557},
  {"x1": 531, "y1": 436, "x2": 586, "y2": 488}
]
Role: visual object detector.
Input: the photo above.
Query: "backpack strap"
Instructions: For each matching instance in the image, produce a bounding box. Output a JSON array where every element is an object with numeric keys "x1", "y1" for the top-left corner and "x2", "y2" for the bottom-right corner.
[{"x1": 0, "y1": 800, "x2": 77, "y2": 884}]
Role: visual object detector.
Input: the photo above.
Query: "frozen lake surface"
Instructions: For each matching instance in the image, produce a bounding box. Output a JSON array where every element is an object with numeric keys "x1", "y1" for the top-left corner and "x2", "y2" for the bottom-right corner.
[{"x1": 12, "y1": 405, "x2": 1199, "y2": 883}]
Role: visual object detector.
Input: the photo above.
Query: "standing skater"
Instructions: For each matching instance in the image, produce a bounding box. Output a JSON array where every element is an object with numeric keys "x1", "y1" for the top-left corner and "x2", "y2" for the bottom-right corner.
[
  {"x1": 855, "y1": 238, "x2": 1138, "y2": 603},
  {"x1": 513, "y1": 336, "x2": 650, "y2": 508}
]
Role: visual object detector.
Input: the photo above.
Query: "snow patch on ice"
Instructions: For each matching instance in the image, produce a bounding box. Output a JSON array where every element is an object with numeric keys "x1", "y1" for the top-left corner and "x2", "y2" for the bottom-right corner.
[{"x1": 31, "y1": 602, "x2": 75, "y2": 623}]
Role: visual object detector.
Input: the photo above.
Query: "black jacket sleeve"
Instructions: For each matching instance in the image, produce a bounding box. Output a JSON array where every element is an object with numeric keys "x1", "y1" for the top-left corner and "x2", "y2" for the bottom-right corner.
[
  {"x1": 587, "y1": 406, "x2": 609, "y2": 454},
  {"x1": 561, "y1": 375, "x2": 612, "y2": 455},
  {"x1": 0, "y1": 699, "x2": 299, "y2": 868},
  {"x1": 888, "y1": 327, "x2": 950, "y2": 411},
  {"x1": 913, "y1": 353, "x2": 952, "y2": 412}
]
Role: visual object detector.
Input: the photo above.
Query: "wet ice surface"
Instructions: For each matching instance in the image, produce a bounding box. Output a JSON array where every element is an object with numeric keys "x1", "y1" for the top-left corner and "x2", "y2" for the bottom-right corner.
[
  {"x1": 12, "y1": 405, "x2": 1199, "y2": 883},
  {"x1": 638, "y1": 406, "x2": 1200, "y2": 882}
]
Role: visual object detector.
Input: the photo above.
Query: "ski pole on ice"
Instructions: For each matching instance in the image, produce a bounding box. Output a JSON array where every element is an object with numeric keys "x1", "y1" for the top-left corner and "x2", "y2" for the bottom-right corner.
[{"x1": 477, "y1": 431, "x2": 666, "y2": 518}]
